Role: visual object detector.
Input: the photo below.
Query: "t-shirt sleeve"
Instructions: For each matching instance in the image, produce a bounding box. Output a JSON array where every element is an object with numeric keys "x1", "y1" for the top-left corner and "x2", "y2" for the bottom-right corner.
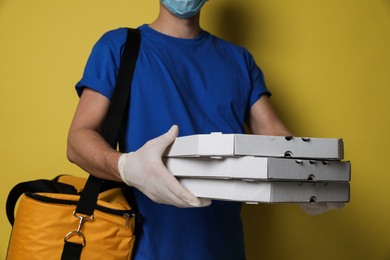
[
  {"x1": 246, "y1": 51, "x2": 271, "y2": 111},
  {"x1": 75, "y1": 28, "x2": 128, "y2": 99}
]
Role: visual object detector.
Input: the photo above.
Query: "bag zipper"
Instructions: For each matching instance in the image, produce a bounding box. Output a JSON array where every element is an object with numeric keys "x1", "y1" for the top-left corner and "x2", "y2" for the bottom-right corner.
[{"x1": 26, "y1": 192, "x2": 135, "y2": 229}]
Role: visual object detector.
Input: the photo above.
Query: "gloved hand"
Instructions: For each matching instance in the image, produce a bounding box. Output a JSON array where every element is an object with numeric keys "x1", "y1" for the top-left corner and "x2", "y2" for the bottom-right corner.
[
  {"x1": 118, "y1": 125, "x2": 212, "y2": 208},
  {"x1": 299, "y1": 202, "x2": 345, "y2": 215}
]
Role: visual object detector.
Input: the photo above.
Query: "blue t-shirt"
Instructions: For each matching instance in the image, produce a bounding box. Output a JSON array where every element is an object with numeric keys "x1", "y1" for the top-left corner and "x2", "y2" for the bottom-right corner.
[{"x1": 76, "y1": 24, "x2": 270, "y2": 260}]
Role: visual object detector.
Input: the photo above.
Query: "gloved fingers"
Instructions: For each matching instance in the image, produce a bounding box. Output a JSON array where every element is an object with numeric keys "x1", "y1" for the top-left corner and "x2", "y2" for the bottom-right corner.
[
  {"x1": 144, "y1": 125, "x2": 179, "y2": 155},
  {"x1": 198, "y1": 198, "x2": 213, "y2": 207},
  {"x1": 298, "y1": 202, "x2": 330, "y2": 215},
  {"x1": 299, "y1": 202, "x2": 345, "y2": 215},
  {"x1": 120, "y1": 125, "x2": 212, "y2": 208},
  {"x1": 160, "y1": 188, "x2": 200, "y2": 208},
  {"x1": 327, "y1": 202, "x2": 345, "y2": 210},
  {"x1": 132, "y1": 165, "x2": 211, "y2": 208},
  {"x1": 147, "y1": 180, "x2": 209, "y2": 208},
  {"x1": 164, "y1": 173, "x2": 212, "y2": 208},
  {"x1": 167, "y1": 190, "x2": 212, "y2": 208}
]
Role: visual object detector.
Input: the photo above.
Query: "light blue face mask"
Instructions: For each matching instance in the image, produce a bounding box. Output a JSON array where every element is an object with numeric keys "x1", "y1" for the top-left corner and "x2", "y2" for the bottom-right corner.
[{"x1": 160, "y1": 0, "x2": 209, "y2": 19}]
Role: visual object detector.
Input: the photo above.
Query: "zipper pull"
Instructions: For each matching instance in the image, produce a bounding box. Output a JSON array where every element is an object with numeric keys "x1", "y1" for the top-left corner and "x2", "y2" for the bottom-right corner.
[{"x1": 124, "y1": 213, "x2": 130, "y2": 230}]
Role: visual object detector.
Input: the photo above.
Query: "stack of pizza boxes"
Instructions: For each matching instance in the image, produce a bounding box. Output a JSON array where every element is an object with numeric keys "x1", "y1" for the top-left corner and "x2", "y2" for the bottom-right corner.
[{"x1": 163, "y1": 133, "x2": 350, "y2": 204}]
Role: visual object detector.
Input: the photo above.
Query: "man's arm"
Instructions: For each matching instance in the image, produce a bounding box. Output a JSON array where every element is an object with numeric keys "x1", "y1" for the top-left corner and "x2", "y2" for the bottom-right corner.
[
  {"x1": 246, "y1": 94, "x2": 292, "y2": 136},
  {"x1": 247, "y1": 94, "x2": 345, "y2": 214},
  {"x1": 67, "y1": 87, "x2": 122, "y2": 181},
  {"x1": 67, "y1": 87, "x2": 211, "y2": 208}
]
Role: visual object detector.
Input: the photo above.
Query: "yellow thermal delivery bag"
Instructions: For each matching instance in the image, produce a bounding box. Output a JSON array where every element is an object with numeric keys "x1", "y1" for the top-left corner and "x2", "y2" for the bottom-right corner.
[{"x1": 6, "y1": 175, "x2": 137, "y2": 260}]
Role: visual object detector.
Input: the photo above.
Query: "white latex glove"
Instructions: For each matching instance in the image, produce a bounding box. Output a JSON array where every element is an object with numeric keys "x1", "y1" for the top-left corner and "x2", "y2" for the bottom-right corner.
[
  {"x1": 118, "y1": 125, "x2": 212, "y2": 208},
  {"x1": 299, "y1": 202, "x2": 345, "y2": 215}
]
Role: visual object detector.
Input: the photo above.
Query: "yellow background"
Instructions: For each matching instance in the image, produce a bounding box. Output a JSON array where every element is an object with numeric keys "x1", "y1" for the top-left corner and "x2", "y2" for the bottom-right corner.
[{"x1": 1, "y1": 0, "x2": 389, "y2": 259}]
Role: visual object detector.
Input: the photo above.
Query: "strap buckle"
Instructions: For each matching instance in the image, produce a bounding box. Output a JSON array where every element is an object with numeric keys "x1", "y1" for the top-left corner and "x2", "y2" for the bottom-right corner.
[{"x1": 64, "y1": 211, "x2": 93, "y2": 246}]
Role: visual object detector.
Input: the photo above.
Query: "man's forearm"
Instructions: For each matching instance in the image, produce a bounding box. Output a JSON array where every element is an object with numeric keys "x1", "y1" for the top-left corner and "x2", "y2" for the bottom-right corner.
[{"x1": 67, "y1": 127, "x2": 122, "y2": 182}]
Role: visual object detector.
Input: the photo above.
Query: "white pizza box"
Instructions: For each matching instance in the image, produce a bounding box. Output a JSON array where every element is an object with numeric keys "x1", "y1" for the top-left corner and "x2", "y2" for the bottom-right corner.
[
  {"x1": 165, "y1": 133, "x2": 344, "y2": 160},
  {"x1": 179, "y1": 178, "x2": 350, "y2": 203},
  {"x1": 164, "y1": 157, "x2": 351, "y2": 182}
]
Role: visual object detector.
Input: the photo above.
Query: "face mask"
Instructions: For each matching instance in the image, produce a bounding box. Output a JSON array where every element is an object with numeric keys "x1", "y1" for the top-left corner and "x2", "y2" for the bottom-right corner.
[{"x1": 160, "y1": 0, "x2": 209, "y2": 19}]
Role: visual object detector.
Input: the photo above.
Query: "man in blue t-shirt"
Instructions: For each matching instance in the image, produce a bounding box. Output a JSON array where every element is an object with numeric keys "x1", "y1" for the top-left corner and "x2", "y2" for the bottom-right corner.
[{"x1": 68, "y1": 1, "x2": 342, "y2": 259}]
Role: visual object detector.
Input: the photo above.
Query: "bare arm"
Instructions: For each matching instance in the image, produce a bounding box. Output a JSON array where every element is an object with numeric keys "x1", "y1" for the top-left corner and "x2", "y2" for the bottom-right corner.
[
  {"x1": 246, "y1": 94, "x2": 292, "y2": 136},
  {"x1": 67, "y1": 87, "x2": 122, "y2": 181},
  {"x1": 247, "y1": 95, "x2": 345, "y2": 214},
  {"x1": 67, "y1": 87, "x2": 210, "y2": 207}
]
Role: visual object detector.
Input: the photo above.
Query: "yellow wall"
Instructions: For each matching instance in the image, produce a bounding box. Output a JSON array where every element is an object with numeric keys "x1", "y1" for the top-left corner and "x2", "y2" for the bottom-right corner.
[{"x1": 1, "y1": 0, "x2": 389, "y2": 259}]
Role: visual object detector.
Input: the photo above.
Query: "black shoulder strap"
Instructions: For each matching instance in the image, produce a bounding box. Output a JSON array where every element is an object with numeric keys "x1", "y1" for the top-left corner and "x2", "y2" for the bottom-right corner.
[
  {"x1": 75, "y1": 28, "x2": 141, "y2": 216},
  {"x1": 103, "y1": 27, "x2": 141, "y2": 148},
  {"x1": 60, "y1": 28, "x2": 141, "y2": 260}
]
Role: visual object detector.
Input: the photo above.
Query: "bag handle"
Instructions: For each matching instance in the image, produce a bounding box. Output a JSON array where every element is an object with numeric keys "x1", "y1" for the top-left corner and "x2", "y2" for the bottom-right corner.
[
  {"x1": 5, "y1": 175, "x2": 131, "y2": 226},
  {"x1": 6, "y1": 179, "x2": 78, "y2": 225},
  {"x1": 75, "y1": 28, "x2": 141, "y2": 217}
]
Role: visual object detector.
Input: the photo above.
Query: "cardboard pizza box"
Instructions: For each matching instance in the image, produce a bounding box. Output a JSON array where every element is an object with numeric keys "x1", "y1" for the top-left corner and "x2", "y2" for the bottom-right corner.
[
  {"x1": 164, "y1": 157, "x2": 351, "y2": 182},
  {"x1": 165, "y1": 133, "x2": 344, "y2": 160},
  {"x1": 179, "y1": 178, "x2": 350, "y2": 203}
]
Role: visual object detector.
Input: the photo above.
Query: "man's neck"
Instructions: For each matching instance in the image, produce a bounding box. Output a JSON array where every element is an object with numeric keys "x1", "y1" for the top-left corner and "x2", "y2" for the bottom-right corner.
[{"x1": 149, "y1": 3, "x2": 202, "y2": 39}]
